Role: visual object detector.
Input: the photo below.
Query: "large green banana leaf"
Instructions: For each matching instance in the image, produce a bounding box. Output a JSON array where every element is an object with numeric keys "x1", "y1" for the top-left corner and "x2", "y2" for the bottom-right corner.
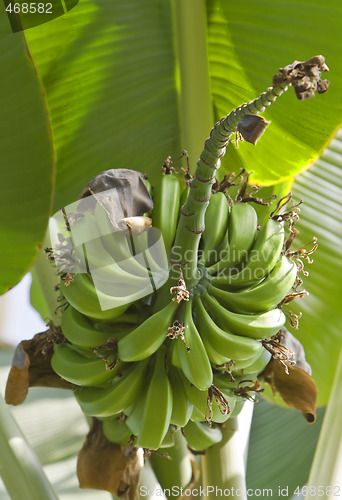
[
  {"x1": 1, "y1": 1, "x2": 341, "y2": 496},
  {"x1": 24, "y1": 0, "x2": 342, "y2": 209},
  {"x1": 289, "y1": 130, "x2": 342, "y2": 406},
  {"x1": 248, "y1": 130, "x2": 342, "y2": 405},
  {"x1": 214, "y1": 0, "x2": 342, "y2": 184},
  {"x1": 0, "y1": 5, "x2": 55, "y2": 295},
  {"x1": 246, "y1": 398, "x2": 325, "y2": 496},
  {"x1": 1, "y1": 0, "x2": 341, "y2": 293}
]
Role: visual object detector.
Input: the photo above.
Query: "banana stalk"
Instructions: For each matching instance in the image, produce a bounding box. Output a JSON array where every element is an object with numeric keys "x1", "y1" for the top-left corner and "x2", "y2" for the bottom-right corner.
[
  {"x1": 149, "y1": 429, "x2": 193, "y2": 491},
  {"x1": 172, "y1": 56, "x2": 329, "y2": 287},
  {"x1": 171, "y1": 83, "x2": 289, "y2": 287},
  {"x1": 201, "y1": 405, "x2": 255, "y2": 500}
]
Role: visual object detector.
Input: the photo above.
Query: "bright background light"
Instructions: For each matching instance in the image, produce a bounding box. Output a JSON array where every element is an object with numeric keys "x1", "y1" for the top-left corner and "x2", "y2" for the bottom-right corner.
[{"x1": 0, "y1": 274, "x2": 46, "y2": 346}]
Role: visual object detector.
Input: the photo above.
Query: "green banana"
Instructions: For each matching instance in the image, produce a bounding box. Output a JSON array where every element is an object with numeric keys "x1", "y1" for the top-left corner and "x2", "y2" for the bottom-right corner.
[
  {"x1": 94, "y1": 202, "x2": 151, "y2": 278},
  {"x1": 195, "y1": 312, "x2": 265, "y2": 368},
  {"x1": 169, "y1": 336, "x2": 181, "y2": 369},
  {"x1": 67, "y1": 211, "x2": 102, "y2": 273},
  {"x1": 90, "y1": 263, "x2": 154, "y2": 305},
  {"x1": 184, "y1": 386, "x2": 223, "y2": 424},
  {"x1": 227, "y1": 202, "x2": 258, "y2": 265},
  {"x1": 208, "y1": 256, "x2": 297, "y2": 313},
  {"x1": 51, "y1": 343, "x2": 118, "y2": 386},
  {"x1": 194, "y1": 297, "x2": 263, "y2": 361},
  {"x1": 118, "y1": 300, "x2": 178, "y2": 361},
  {"x1": 203, "y1": 229, "x2": 230, "y2": 269},
  {"x1": 182, "y1": 379, "x2": 208, "y2": 421},
  {"x1": 200, "y1": 192, "x2": 229, "y2": 264},
  {"x1": 214, "y1": 372, "x2": 264, "y2": 394},
  {"x1": 61, "y1": 305, "x2": 117, "y2": 349},
  {"x1": 194, "y1": 323, "x2": 231, "y2": 367},
  {"x1": 234, "y1": 347, "x2": 271, "y2": 373},
  {"x1": 169, "y1": 366, "x2": 193, "y2": 427},
  {"x1": 159, "y1": 426, "x2": 176, "y2": 448},
  {"x1": 210, "y1": 388, "x2": 236, "y2": 423},
  {"x1": 102, "y1": 416, "x2": 133, "y2": 446},
  {"x1": 243, "y1": 347, "x2": 272, "y2": 376},
  {"x1": 152, "y1": 173, "x2": 181, "y2": 255},
  {"x1": 70, "y1": 210, "x2": 155, "y2": 308},
  {"x1": 208, "y1": 202, "x2": 258, "y2": 275},
  {"x1": 192, "y1": 297, "x2": 239, "y2": 367},
  {"x1": 182, "y1": 377, "x2": 235, "y2": 424},
  {"x1": 60, "y1": 272, "x2": 130, "y2": 321},
  {"x1": 180, "y1": 185, "x2": 190, "y2": 208},
  {"x1": 212, "y1": 373, "x2": 247, "y2": 419},
  {"x1": 131, "y1": 228, "x2": 168, "y2": 272},
  {"x1": 126, "y1": 348, "x2": 173, "y2": 450},
  {"x1": 213, "y1": 373, "x2": 244, "y2": 391},
  {"x1": 87, "y1": 239, "x2": 150, "y2": 282},
  {"x1": 130, "y1": 227, "x2": 170, "y2": 292},
  {"x1": 74, "y1": 359, "x2": 149, "y2": 417},
  {"x1": 69, "y1": 209, "x2": 147, "y2": 281},
  {"x1": 213, "y1": 348, "x2": 271, "y2": 379},
  {"x1": 182, "y1": 421, "x2": 222, "y2": 451},
  {"x1": 229, "y1": 398, "x2": 246, "y2": 418},
  {"x1": 189, "y1": 404, "x2": 206, "y2": 422},
  {"x1": 211, "y1": 218, "x2": 285, "y2": 289},
  {"x1": 172, "y1": 300, "x2": 213, "y2": 390},
  {"x1": 201, "y1": 293, "x2": 286, "y2": 340},
  {"x1": 122, "y1": 389, "x2": 146, "y2": 438}
]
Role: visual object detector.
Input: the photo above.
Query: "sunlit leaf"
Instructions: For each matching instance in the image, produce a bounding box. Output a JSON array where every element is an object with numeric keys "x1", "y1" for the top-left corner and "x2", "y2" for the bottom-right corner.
[
  {"x1": 0, "y1": 5, "x2": 54, "y2": 294},
  {"x1": 24, "y1": 0, "x2": 180, "y2": 211},
  {"x1": 210, "y1": 0, "x2": 342, "y2": 185},
  {"x1": 247, "y1": 398, "x2": 325, "y2": 495},
  {"x1": 288, "y1": 129, "x2": 342, "y2": 405}
]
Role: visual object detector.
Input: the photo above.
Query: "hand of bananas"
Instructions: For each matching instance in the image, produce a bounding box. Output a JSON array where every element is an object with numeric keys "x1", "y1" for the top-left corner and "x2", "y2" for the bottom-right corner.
[
  {"x1": 49, "y1": 57, "x2": 328, "y2": 453},
  {"x1": 49, "y1": 170, "x2": 309, "y2": 453}
]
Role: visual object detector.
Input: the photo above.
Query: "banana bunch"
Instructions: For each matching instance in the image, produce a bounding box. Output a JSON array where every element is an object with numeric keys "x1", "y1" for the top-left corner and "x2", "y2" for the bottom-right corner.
[
  {"x1": 48, "y1": 55, "x2": 326, "y2": 457},
  {"x1": 50, "y1": 170, "x2": 304, "y2": 454}
]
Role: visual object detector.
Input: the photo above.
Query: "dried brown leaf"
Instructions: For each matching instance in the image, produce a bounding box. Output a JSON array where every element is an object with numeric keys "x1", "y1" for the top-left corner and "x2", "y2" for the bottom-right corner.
[
  {"x1": 78, "y1": 169, "x2": 154, "y2": 227},
  {"x1": 5, "y1": 328, "x2": 72, "y2": 406},
  {"x1": 261, "y1": 359, "x2": 317, "y2": 423},
  {"x1": 237, "y1": 115, "x2": 270, "y2": 145},
  {"x1": 273, "y1": 55, "x2": 329, "y2": 100},
  {"x1": 77, "y1": 419, "x2": 141, "y2": 499}
]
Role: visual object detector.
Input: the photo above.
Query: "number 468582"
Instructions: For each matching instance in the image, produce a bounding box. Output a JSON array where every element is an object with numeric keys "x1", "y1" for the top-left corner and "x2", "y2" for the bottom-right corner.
[
  {"x1": 6, "y1": 3, "x2": 52, "y2": 13},
  {"x1": 294, "y1": 486, "x2": 341, "y2": 497}
]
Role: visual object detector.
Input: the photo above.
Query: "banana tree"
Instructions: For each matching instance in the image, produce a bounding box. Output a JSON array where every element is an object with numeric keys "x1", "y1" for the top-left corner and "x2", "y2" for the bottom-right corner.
[{"x1": 1, "y1": 0, "x2": 342, "y2": 498}]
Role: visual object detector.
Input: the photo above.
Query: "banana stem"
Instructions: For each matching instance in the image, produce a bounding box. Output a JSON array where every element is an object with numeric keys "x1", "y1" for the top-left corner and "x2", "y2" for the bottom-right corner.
[
  {"x1": 201, "y1": 402, "x2": 255, "y2": 499},
  {"x1": 172, "y1": 0, "x2": 214, "y2": 166},
  {"x1": 0, "y1": 391, "x2": 58, "y2": 500},
  {"x1": 171, "y1": 83, "x2": 288, "y2": 287}
]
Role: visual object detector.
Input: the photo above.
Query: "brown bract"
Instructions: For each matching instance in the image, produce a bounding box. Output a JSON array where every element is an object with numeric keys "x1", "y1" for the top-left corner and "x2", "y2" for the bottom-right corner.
[
  {"x1": 261, "y1": 359, "x2": 318, "y2": 423},
  {"x1": 77, "y1": 419, "x2": 141, "y2": 499},
  {"x1": 5, "y1": 326, "x2": 71, "y2": 406},
  {"x1": 78, "y1": 168, "x2": 154, "y2": 228},
  {"x1": 237, "y1": 115, "x2": 270, "y2": 145}
]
